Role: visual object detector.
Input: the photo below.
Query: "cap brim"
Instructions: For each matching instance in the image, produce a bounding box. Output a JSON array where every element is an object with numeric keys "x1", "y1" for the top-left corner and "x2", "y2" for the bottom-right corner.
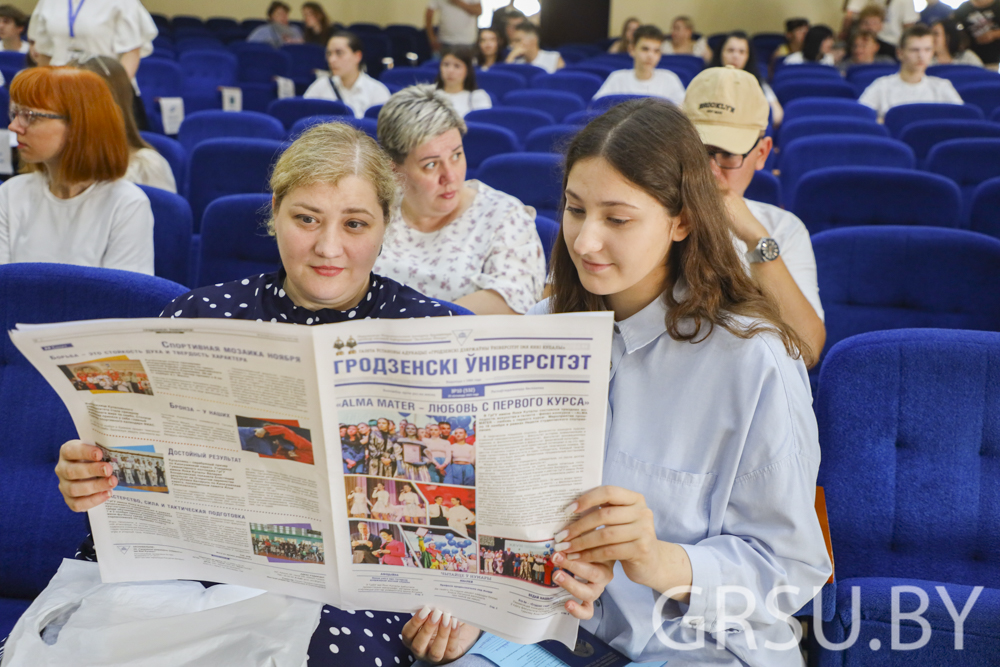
[{"x1": 693, "y1": 123, "x2": 760, "y2": 155}]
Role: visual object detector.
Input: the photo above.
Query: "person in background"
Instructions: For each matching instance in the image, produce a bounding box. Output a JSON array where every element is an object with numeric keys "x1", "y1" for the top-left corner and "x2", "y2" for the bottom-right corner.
[
  {"x1": 661, "y1": 15, "x2": 712, "y2": 63},
  {"x1": 921, "y1": 0, "x2": 955, "y2": 26},
  {"x1": 607, "y1": 16, "x2": 640, "y2": 54},
  {"x1": 684, "y1": 66, "x2": 825, "y2": 364},
  {"x1": 426, "y1": 0, "x2": 482, "y2": 53},
  {"x1": 0, "y1": 5, "x2": 28, "y2": 53},
  {"x1": 247, "y1": 1, "x2": 304, "y2": 47},
  {"x1": 783, "y1": 24, "x2": 837, "y2": 64},
  {"x1": 436, "y1": 45, "x2": 492, "y2": 116},
  {"x1": 501, "y1": 9, "x2": 526, "y2": 45},
  {"x1": 506, "y1": 21, "x2": 563, "y2": 72},
  {"x1": 490, "y1": 1, "x2": 519, "y2": 35},
  {"x1": 301, "y1": 2, "x2": 332, "y2": 46},
  {"x1": 375, "y1": 85, "x2": 546, "y2": 314},
  {"x1": 844, "y1": 0, "x2": 919, "y2": 47},
  {"x1": 304, "y1": 31, "x2": 391, "y2": 119},
  {"x1": 838, "y1": 28, "x2": 898, "y2": 72},
  {"x1": 475, "y1": 27, "x2": 502, "y2": 69},
  {"x1": 713, "y1": 31, "x2": 783, "y2": 126},
  {"x1": 853, "y1": 5, "x2": 901, "y2": 59},
  {"x1": 953, "y1": 0, "x2": 1000, "y2": 68},
  {"x1": 771, "y1": 17, "x2": 809, "y2": 62},
  {"x1": 77, "y1": 55, "x2": 175, "y2": 192},
  {"x1": 594, "y1": 25, "x2": 685, "y2": 106},
  {"x1": 0, "y1": 67, "x2": 153, "y2": 273},
  {"x1": 932, "y1": 17, "x2": 985, "y2": 65},
  {"x1": 860, "y1": 24, "x2": 963, "y2": 120}
]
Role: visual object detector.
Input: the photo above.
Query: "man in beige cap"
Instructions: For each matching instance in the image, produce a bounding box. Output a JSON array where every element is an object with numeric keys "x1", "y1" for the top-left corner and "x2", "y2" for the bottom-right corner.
[{"x1": 683, "y1": 65, "x2": 826, "y2": 367}]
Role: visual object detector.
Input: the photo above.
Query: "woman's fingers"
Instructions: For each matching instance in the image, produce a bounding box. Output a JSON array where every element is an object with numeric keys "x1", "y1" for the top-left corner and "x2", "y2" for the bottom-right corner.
[
  {"x1": 424, "y1": 613, "x2": 456, "y2": 662},
  {"x1": 556, "y1": 504, "x2": 642, "y2": 544},
  {"x1": 552, "y1": 552, "x2": 613, "y2": 588},
  {"x1": 567, "y1": 485, "x2": 640, "y2": 515},
  {"x1": 560, "y1": 522, "x2": 649, "y2": 556},
  {"x1": 403, "y1": 607, "x2": 453, "y2": 662}
]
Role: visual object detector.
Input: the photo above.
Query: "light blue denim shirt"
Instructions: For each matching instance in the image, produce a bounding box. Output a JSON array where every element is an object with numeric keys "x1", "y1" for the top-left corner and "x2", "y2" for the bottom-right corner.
[{"x1": 529, "y1": 295, "x2": 832, "y2": 666}]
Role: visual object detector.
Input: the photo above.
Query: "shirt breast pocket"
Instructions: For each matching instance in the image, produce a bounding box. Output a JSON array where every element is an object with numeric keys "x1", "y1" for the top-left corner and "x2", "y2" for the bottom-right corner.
[{"x1": 604, "y1": 450, "x2": 717, "y2": 545}]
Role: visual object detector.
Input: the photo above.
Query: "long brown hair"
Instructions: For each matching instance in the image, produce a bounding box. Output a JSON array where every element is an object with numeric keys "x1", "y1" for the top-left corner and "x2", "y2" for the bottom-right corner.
[
  {"x1": 75, "y1": 55, "x2": 151, "y2": 152},
  {"x1": 549, "y1": 99, "x2": 803, "y2": 361}
]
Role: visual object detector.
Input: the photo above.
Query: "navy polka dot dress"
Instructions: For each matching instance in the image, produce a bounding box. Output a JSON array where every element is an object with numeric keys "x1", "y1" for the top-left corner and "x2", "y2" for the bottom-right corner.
[{"x1": 51, "y1": 271, "x2": 464, "y2": 666}]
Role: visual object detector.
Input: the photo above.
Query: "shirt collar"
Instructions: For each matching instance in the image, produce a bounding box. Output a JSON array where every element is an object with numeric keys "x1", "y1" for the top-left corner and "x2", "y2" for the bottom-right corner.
[{"x1": 615, "y1": 293, "x2": 669, "y2": 354}]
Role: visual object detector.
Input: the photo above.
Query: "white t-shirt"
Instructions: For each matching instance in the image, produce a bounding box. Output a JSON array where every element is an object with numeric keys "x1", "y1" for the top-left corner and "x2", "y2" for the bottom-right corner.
[
  {"x1": 125, "y1": 147, "x2": 176, "y2": 193},
  {"x1": 515, "y1": 49, "x2": 561, "y2": 73},
  {"x1": 742, "y1": 199, "x2": 824, "y2": 321},
  {"x1": 428, "y1": 0, "x2": 479, "y2": 45},
  {"x1": 442, "y1": 89, "x2": 493, "y2": 116},
  {"x1": 29, "y1": 0, "x2": 158, "y2": 64},
  {"x1": 374, "y1": 180, "x2": 546, "y2": 313},
  {"x1": 847, "y1": 0, "x2": 920, "y2": 45},
  {"x1": 593, "y1": 69, "x2": 686, "y2": 104},
  {"x1": 662, "y1": 36, "x2": 711, "y2": 60},
  {"x1": 859, "y1": 73, "x2": 963, "y2": 119},
  {"x1": 0, "y1": 173, "x2": 154, "y2": 274},
  {"x1": 782, "y1": 51, "x2": 836, "y2": 66},
  {"x1": 303, "y1": 72, "x2": 392, "y2": 119},
  {"x1": 933, "y1": 50, "x2": 985, "y2": 66}
]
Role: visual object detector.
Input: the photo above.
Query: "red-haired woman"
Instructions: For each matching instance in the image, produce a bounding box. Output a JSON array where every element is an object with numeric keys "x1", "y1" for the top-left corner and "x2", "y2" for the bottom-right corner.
[{"x1": 0, "y1": 67, "x2": 154, "y2": 274}]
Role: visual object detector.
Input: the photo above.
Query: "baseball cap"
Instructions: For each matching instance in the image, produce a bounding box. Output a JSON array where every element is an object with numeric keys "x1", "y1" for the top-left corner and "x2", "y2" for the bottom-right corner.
[{"x1": 682, "y1": 65, "x2": 769, "y2": 155}]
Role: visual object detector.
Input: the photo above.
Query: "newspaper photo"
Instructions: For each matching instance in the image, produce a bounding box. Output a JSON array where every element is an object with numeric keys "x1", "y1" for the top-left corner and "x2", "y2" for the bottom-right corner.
[{"x1": 11, "y1": 313, "x2": 613, "y2": 647}]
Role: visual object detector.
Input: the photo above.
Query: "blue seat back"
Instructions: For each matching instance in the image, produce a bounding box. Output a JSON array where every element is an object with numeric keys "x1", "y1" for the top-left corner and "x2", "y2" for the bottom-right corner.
[
  {"x1": 187, "y1": 138, "x2": 283, "y2": 232},
  {"x1": 531, "y1": 71, "x2": 604, "y2": 102},
  {"x1": 364, "y1": 104, "x2": 383, "y2": 120},
  {"x1": 138, "y1": 185, "x2": 193, "y2": 286},
  {"x1": 178, "y1": 49, "x2": 238, "y2": 90},
  {"x1": 744, "y1": 170, "x2": 782, "y2": 208},
  {"x1": 0, "y1": 264, "x2": 186, "y2": 599},
  {"x1": 237, "y1": 81, "x2": 278, "y2": 113},
  {"x1": 380, "y1": 68, "x2": 437, "y2": 88},
  {"x1": 175, "y1": 37, "x2": 225, "y2": 52},
  {"x1": 563, "y1": 108, "x2": 603, "y2": 125},
  {"x1": 502, "y1": 89, "x2": 584, "y2": 123},
  {"x1": 177, "y1": 110, "x2": 286, "y2": 154},
  {"x1": 237, "y1": 49, "x2": 292, "y2": 83},
  {"x1": 955, "y1": 81, "x2": 1000, "y2": 118},
  {"x1": 926, "y1": 138, "x2": 1000, "y2": 225},
  {"x1": 899, "y1": 119, "x2": 1000, "y2": 165},
  {"x1": 524, "y1": 124, "x2": 581, "y2": 153},
  {"x1": 465, "y1": 107, "x2": 555, "y2": 147},
  {"x1": 883, "y1": 102, "x2": 984, "y2": 138},
  {"x1": 136, "y1": 58, "x2": 185, "y2": 99},
  {"x1": 970, "y1": 176, "x2": 1000, "y2": 240},
  {"x1": 490, "y1": 62, "x2": 547, "y2": 82},
  {"x1": 198, "y1": 194, "x2": 281, "y2": 286},
  {"x1": 777, "y1": 116, "x2": 887, "y2": 147},
  {"x1": 772, "y1": 66, "x2": 844, "y2": 85},
  {"x1": 535, "y1": 215, "x2": 560, "y2": 271},
  {"x1": 476, "y1": 70, "x2": 528, "y2": 100},
  {"x1": 140, "y1": 132, "x2": 187, "y2": 197},
  {"x1": 266, "y1": 98, "x2": 351, "y2": 130},
  {"x1": 589, "y1": 93, "x2": 649, "y2": 111},
  {"x1": 771, "y1": 78, "x2": 857, "y2": 105},
  {"x1": 782, "y1": 97, "x2": 877, "y2": 123},
  {"x1": 477, "y1": 152, "x2": 563, "y2": 220},
  {"x1": 281, "y1": 43, "x2": 327, "y2": 81},
  {"x1": 463, "y1": 122, "x2": 519, "y2": 175},
  {"x1": 793, "y1": 167, "x2": 962, "y2": 234},
  {"x1": 0, "y1": 51, "x2": 25, "y2": 71}
]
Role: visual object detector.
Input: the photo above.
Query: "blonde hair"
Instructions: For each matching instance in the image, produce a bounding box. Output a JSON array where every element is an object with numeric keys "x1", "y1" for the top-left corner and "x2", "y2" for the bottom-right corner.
[
  {"x1": 377, "y1": 84, "x2": 466, "y2": 164},
  {"x1": 268, "y1": 122, "x2": 398, "y2": 234}
]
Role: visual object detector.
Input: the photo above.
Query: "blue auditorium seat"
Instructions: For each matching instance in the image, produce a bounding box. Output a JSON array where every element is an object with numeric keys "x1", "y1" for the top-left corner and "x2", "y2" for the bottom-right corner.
[
  {"x1": 780, "y1": 135, "x2": 915, "y2": 209},
  {"x1": 814, "y1": 328, "x2": 1000, "y2": 665},
  {"x1": 477, "y1": 153, "x2": 563, "y2": 220},
  {"x1": 357, "y1": 33, "x2": 392, "y2": 77},
  {"x1": 589, "y1": 94, "x2": 649, "y2": 111},
  {"x1": 782, "y1": 97, "x2": 877, "y2": 123},
  {"x1": 926, "y1": 138, "x2": 1000, "y2": 225},
  {"x1": 177, "y1": 110, "x2": 285, "y2": 154},
  {"x1": 178, "y1": 50, "x2": 238, "y2": 109},
  {"x1": 772, "y1": 66, "x2": 844, "y2": 85},
  {"x1": 563, "y1": 108, "x2": 603, "y2": 125},
  {"x1": 281, "y1": 43, "x2": 327, "y2": 86},
  {"x1": 771, "y1": 79, "x2": 858, "y2": 105},
  {"x1": 0, "y1": 264, "x2": 186, "y2": 640},
  {"x1": 531, "y1": 71, "x2": 604, "y2": 102},
  {"x1": 137, "y1": 185, "x2": 193, "y2": 286},
  {"x1": 502, "y1": 90, "x2": 584, "y2": 122},
  {"x1": 476, "y1": 70, "x2": 528, "y2": 100},
  {"x1": 206, "y1": 18, "x2": 239, "y2": 32},
  {"x1": 899, "y1": 119, "x2": 1000, "y2": 167},
  {"x1": 883, "y1": 102, "x2": 985, "y2": 138},
  {"x1": 792, "y1": 167, "x2": 962, "y2": 234},
  {"x1": 135, "y1": 58, "x2": 184, "y2": 101},
  {"x1": 187, "y1": 138, "x2": 284, "y2": 232},
  {"x1": 266, "y1": 98, "x2": 351, "y2": 130},
  {"x1": 288, "y1": 115, "x2": 377, "y2": 140},
  {"x1": 465, "y1": 108, "x2": 555, "y2": 148},
  {"x1": 970, "y1": 176, "x2": 1000, "y2": 240},
  {"x1": 174, "y1": 37, "x2": 225, "y2": 52},
  {"x1": 198, "y1": 194, "x2": 282, "y2": 286},
  {"x1": 490, "y1": 62, "x2": 547, "y2": 82},
  {"x1": 776, "y1": 116, "x2": 887, "y2": 147},
  {"x1": 744, "y1": 170, "x2": 782, "y2": 208},
  {"x1": 463, "y1": 122, "x2": 519, "y2": 179},
  {"x1": 364, "y1": 104, "x2": 383, "y2": 120},
  {"x1": 0, "y1": 51, "x2": 25, "y2": 71},
  {"x1": 236, "y1": 81, "x2": 279, "y2": 113},
  {"x1": 931, "y1": 66, "x2": 1000, "y2": 88},
  {"x1": 236, "y1": 48, "x2": 292, "y2": 83},
  {"x1": 955, "y1": 81, "x2": 1000, "y2": 119},
  {"x1": 535, "y1": 215, "x2": 560, "y2": 271},
  {"x1": 140, "y1": 132, "x2": 187, "y2": 197},
  {"x1": 524, "y1": 124, "x2": 581, "y2": 153},
  {"x1": 845, "y1": 63, "x2": 899, "y2": 94},
  {"x1": 380, "y1": 68, "x2": 437, "y2": 88},
  {"x1": 172, "y1": 15, "x2": 205, "y2": 29}
]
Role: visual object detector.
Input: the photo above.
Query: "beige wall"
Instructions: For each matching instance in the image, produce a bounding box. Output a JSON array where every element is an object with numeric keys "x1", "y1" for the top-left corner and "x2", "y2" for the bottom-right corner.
[
  {"x1": 136, "y1": 0, "x2": 427, "y2": 26},
  {"x1": 611, "y1": 0, "x2": 844, "y2": 38}
]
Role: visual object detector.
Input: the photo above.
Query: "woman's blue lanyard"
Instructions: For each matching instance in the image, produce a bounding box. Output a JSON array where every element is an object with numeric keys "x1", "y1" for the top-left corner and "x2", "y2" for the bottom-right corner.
[{"x1": 68, "y1": 0, "x2": 86, "y2": 38}]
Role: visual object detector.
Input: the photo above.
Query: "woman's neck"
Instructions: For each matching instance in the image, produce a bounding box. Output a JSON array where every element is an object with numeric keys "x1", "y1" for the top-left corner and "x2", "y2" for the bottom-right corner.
[
  {"x1": 339, "y1": 68, "x2": 361, "y2": 89},
  {"x1": 673, "y1": 36, "x2": 691, "y2": 50},
  {"x1": 1, "y1": 36, "x2": 21, "y2": 51},
  {"x1": 443, "y1": 81, "x2": 465, "y2": 94},
  {"x1": 47, "y1": 171, "x2": 96, "y2": 199}
]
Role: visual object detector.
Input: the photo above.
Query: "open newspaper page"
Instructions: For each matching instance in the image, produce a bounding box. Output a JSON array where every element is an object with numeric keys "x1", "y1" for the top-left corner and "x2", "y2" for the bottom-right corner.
[
  {"x1": 11, "y1": 317, "x2": 343, "y2": 605},
  {"x1": 313, "y1": 313, "x2": 614, "y2": 647}
]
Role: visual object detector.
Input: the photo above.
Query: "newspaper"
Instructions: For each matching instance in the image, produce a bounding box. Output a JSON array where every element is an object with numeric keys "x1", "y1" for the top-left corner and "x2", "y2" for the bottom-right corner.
[{"x1": 11, "y1": 313, "x2": 613, "y2": 647}]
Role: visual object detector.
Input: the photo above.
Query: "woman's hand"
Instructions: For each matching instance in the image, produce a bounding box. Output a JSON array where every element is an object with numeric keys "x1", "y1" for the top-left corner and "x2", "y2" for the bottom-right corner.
[
  {"x1": 550, "y1": 551, "x2": 613, "y2": 619},
  {"x1": 402, "y1": 607, "x2": 481, "y2": 664},
  {"x1": 55, "y1": 440, "x2": 116, "y2": 512}
]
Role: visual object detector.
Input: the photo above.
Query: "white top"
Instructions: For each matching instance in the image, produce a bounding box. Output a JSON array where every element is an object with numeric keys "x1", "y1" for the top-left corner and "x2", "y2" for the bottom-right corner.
[
  {"x1": 303, "y1": 73, "x2": 392, "y2": 119},
  {"x1": 762, "y1": 82, "x2": 778, "y2": 106},
  {"x1": 593, "y1": 69, "x2": 686, "y2": 105},
  {"x1": 933, "y1": 50, "x2": 985, "y2": 66},
  {"x1": 848, "y1": 0, "x2": 919, "y2": 45},
  {"x1": 449, "y1": 442, "x2": 476, "y2": 464},
  {"x1": 125, "y1": 147, "x2": 176, "y2": 193},
  {"x1": 859, "y1": 73, "x2": 963, "y2": 120},
  {"x1": 29, "y1": 0, "x2": 157, "y2": 65},
  {"x1": 374, "y1": 180, "x2": 546, "y2": 314},
  {"x1": 428, "y1": 0, "x2": 479, "y2": 45},
  {"x1": 0, "y1": 173, "x2": 154, "y2": 274},
  {"x1": 442, "y1": 89, "x2": 493, "y2": 116},
  {"x1": 528, "y1": 295, "x2": 831, "y2": 665},
  {"x1": 743, "y1": 199, "x2": 824, "y2": 321},
  {"x1": 246, "y1": 22, "x2": 303, "y2": 48},
  {"x1": 782, "y1": 51, "x2": 836, "y2": 66},
  {"x1": 1, "y1": 42, "x2": 30, "y2": 53},
  {"x1": 661, "y1": 36, "x2": 711, "y2": 60},
  {"x1": 514, "y1": 49, "x2": 561, "y2": 73}
]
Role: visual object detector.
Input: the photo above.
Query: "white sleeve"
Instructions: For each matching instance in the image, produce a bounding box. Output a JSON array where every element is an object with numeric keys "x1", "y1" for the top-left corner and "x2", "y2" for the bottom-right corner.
[
  {"x1": 664, "y1": 71, "x2": 686, "y2": 105},
  {"x1": 846, "y1": 0, "x2": 868, "y2": 12},
  {"x1": 371, "y1": 80, "x2": 392, "y2": 107},
  {"x1": 0, "y1": 180, "x2": 10, "y2": 265},
  {"x1": 113, "y1": 0, "x2": 159, "y2": 57},
  {"x1": 303, "y1": 78, "x2": 333, "y2": 100},
  {"x1": 593, "y1": 71, "x2": 621, "y2": 99},
  {"x1": 27, "y1": 0, "x2": 54, "y2": 57},
  {"x1": 473, "y1": 195, "x2": 547, "y2": 314},
  {"x1": 102, "y1": 183, "x2": 155, "y2": 275},
  {"x1": 472, "y1": 89, "x2": 492, "y2": 111},
  {"x1": 857, "y1": 79, "x2": 883, "y2": 115},
  {"x1": 776, "y1": 215, "x2": 824, "y2": 322},
  {"x1": 943, "y1": 80, "x2": 964, "y2": 104}
]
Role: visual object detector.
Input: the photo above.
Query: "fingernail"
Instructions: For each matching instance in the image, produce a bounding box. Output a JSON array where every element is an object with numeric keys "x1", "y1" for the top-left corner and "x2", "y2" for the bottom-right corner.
[
  {"x1": 554, "y1": 542, "x2": 571, "y2": 552},
  {"x1": 431, "y1": 609, "x2": 442, "y2": 624},
  {"x1": 554, "y1": 530, "x2": 569, "y2": 543},
  {"x1": 418, "y1": 605, "x2": 431, "y2": 619},
  {"x1": 554, "y1": 572, "x2": 564, "y2": 583},
  {"x1": 567, "y1": 553, "x2": 580, "y2": 560},
  {"x1": 109, "y1": 476, "x2": 118, "y2": 488},
  {"x1": 103, "y1": 465, "x2": 111, "y2": 476},
  {"x1": 442, "y1": 613, "x2": 451, "y2": 627},
  {"x1": 566, "y1": 502, "x2": 578, "y2": 514},
  {"x1": 451, "y1": 617, "x2": 459, "y2": 629},
  {"x1": 553, "y1": 552, "x2": 564, "y2": 565}
]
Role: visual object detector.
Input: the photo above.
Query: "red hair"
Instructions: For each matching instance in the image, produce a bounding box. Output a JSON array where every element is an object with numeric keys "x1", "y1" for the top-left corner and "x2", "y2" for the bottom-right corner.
[{"x1": 10, "y1": 67, "x2": 129, "y2": 182}]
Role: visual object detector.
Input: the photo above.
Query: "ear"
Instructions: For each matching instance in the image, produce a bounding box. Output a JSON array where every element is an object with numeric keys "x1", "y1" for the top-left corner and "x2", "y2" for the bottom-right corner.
[
  {"x1": 754, "y1": 136, "x2": 773, "y2": 170},
  {"x1": 671, "y1": 213, "x2": 691, "y2": 242}
]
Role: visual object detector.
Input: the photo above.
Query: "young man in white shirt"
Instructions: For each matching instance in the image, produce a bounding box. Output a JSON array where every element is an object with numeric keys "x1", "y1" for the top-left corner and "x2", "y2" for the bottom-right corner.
[
  {"x1": 860, "y1": 24, "x2": 963, "y2": 121},
  {"x1": 0, "y1": 5, "x2": 28, "y2": 53},
  {"x1": 303, "y1": 31, "x2": 391, "y2": 119},
  {"x1": 593, "y1": 25, "x2": 685, "y2": 105},
  {"x1": 506, "y1": 21, "x2": 564, "y2": 73},
  {"x1": 683, "y1": 66, "x2": 826, "y2": 367},
  {"x1": 426, "y1": 0, "x2": 481, "y2": 52}
]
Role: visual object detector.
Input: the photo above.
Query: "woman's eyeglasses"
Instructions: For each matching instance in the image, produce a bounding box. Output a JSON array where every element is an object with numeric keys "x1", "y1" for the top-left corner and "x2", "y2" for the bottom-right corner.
[{"x1": 9, "y1": 105, "x2": 68, "y2": 126}]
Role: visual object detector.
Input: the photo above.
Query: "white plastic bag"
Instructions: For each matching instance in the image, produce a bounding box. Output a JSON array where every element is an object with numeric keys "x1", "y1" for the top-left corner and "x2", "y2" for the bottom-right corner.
[{"x1": 1, "y1": 559, "x2": 322, "y2": 667}]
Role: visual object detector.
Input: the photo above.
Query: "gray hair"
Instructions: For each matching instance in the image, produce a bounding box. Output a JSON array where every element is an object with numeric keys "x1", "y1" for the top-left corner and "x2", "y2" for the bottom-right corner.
[{"x1": 376, "y1": 84, "x2": 467, "y2": 164}]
